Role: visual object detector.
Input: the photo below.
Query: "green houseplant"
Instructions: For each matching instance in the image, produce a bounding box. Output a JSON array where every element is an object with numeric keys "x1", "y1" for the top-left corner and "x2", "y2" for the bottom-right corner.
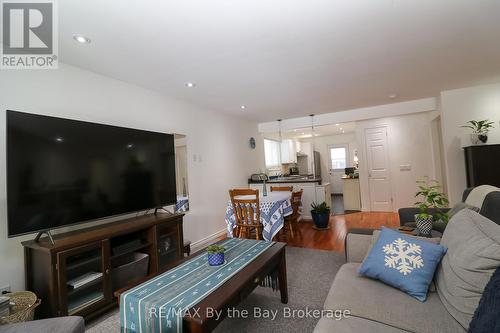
[
  {"x1": 207, "y1": 244, "x2": 225, "y2": 266},
  {"x1": 414, "y1": 178, "x2": 449, "y2": 236},
  {"x1": 461, "y1": 120, "x2": 495, "y2": 144},
  {"x1": 311, "y1": 201, "x2": 331, "y2": 229}
]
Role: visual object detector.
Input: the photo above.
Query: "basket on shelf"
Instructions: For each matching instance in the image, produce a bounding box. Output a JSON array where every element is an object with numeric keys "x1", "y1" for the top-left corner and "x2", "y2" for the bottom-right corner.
[{"x1": 0, "y1": 291, "x2": 41, "y2": 325}]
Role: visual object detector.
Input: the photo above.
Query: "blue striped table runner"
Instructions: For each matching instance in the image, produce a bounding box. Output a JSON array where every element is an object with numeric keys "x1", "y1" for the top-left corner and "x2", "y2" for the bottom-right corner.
[{"x1": 120, "y1": 238, "x2": 274, "y2": 333}]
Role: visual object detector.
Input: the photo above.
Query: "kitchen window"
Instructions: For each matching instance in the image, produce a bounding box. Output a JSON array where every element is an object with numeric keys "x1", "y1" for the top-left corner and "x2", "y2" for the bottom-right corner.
[
  {"x1": 264, "y1": 139, "x2": 281, "y2": 169},
  {"x1": 329, "y1": 145, "x2": 348, "y2": 170}
]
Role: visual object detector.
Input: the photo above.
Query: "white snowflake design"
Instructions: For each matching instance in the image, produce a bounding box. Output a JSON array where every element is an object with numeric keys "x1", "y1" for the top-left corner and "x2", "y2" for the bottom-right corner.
[{"x1": 382, "y1": 238, "x2": 424, "y2": 275}]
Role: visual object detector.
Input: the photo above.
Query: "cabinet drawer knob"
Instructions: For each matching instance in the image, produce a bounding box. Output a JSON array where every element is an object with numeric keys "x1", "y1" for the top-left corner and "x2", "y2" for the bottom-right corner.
[{"x1": 105, "y1": 269, "x2": 110, "y2": 275}]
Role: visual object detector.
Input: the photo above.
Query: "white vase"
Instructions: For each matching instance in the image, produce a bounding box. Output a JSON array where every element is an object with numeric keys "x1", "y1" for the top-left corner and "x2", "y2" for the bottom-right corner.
[{"x1": 470, "y1": 133, "x2": 488, "y2": 145}]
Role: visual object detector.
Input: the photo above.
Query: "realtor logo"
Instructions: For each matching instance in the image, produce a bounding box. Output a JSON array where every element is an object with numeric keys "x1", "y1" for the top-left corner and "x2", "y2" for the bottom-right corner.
[{"x1": 1, "y1": 0, "x2": 58, "y2": 69}]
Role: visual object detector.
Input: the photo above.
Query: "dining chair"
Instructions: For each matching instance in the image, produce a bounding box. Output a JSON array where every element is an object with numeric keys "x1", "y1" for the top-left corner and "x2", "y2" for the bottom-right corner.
[
  {"x1": 229, "y1": 188, "x2": 262, "y2": 240},
  {"x1": 285, "y1": 189, "x2": 303, "y2": 239},
  {"x1": 270, "y1": 186, "x2": 293, "y2": 192}
]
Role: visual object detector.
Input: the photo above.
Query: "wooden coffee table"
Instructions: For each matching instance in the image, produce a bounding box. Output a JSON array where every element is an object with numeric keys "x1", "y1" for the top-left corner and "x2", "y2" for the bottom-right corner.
[{"x1": 116, "y1": 241, "x2": 287, "y2": 333}]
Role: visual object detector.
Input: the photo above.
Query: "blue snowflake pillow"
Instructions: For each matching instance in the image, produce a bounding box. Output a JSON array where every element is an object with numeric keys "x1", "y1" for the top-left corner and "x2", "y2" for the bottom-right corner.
[{"x1": 358, "y1": 227, "x2": 447, "y2": 301}]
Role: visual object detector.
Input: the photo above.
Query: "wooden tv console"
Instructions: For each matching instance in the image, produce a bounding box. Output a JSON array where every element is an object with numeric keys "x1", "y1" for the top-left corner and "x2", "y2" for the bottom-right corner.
[{"x1": 22, "y1": 212, "x2": 184, "y2": 320}]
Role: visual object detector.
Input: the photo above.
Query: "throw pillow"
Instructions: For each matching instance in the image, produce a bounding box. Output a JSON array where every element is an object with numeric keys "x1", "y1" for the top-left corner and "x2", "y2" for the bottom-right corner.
[
  {"x1": 435, "y1": 209, "x2": 500, "y2": 329},
  {"x1": 469, "y1": 266, "x2": 500, "y2": 333},
  {"x1": 365, "y1": 230, "x2": 442, "y2": 293},
  {"x1": 358, "y1": 227, "x2": 447, "y2": 301},
  {"x1": 448, "y1": 202, "x2": 480, "y2": 219}
]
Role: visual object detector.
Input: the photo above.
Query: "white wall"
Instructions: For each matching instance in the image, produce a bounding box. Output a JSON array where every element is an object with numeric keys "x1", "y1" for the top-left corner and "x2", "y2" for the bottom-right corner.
[
  {"x1": 356, "y1": 112, "x2": 436, "y2": 211},
  {"x1": 300, "y1": 133, "x2": 358, "y2": 194},
  {"x1": 0, "y1": 64, "x2": 264, "y2": 291},
  {"x1": 440, "y1": 83, "x2": 500, "y2": 204}
]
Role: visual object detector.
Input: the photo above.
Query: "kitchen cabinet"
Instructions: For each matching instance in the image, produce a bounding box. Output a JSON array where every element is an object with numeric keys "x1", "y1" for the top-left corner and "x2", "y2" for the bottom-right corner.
[
  {"x1": 295, "y1": 141, "x2": 301, "y2": 154},
  {"x1": 342, "y1": 178, "x2": 361, "y2": 211},
  {"x1": 281, "y1": 140, "x2": 297, "y2": 164},
  {"x1": 296, "y1": 142, "x2": 314, "y2": 174}
]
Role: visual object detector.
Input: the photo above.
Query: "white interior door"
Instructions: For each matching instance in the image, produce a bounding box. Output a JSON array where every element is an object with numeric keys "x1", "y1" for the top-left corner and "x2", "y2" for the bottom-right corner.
[{"x1": 365, "y1": 127, "x2": 393, "y2": 211}]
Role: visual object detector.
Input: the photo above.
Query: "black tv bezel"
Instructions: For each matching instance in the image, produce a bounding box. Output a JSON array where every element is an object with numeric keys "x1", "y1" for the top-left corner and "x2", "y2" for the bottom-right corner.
[{"x1": 6, "y1": 110, "x2": 177, "y2": 238}]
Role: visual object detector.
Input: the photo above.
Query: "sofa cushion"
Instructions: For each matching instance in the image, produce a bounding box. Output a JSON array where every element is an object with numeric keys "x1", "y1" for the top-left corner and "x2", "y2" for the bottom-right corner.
[
  {"x1": 324, "y1": 263, "x2": 465, "y2": 333},
  {"x1": 314, "y1": 316, "x2": 410, "y2": 333},
  {"x1": 447, "y1": 202, "x2": 480, "y2": 218},
  {"x1": 358, "y1": 227, "x2": 447, "y2": 301},
  {"x1": 436, "y1": 209, "x2": 500, "y2": 330},
  {"x1": 464, "y1": 185, "x2": 500, "y2": 209}
]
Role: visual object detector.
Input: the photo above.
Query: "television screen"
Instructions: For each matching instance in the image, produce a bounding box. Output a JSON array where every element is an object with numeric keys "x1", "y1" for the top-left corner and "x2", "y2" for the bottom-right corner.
[{"x1": 7, "y1": 110, "x2": 176, "y2": 237}]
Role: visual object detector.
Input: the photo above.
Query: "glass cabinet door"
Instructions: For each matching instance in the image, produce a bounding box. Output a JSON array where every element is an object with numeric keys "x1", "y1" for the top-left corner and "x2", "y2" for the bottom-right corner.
[
  {"x1": 156, "y1": 224, "x2": 180, "y2": 270},
  {"x1": 57, "y1": 240, "x2": 111, "y2": 316}
]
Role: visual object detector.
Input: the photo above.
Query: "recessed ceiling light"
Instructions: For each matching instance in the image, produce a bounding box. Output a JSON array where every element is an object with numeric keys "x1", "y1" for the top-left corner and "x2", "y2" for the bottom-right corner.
[
  {"x1": 126, "y1": 143, "x2": 134, "y2": 149},
  {"x1": 301, "y1": 132, "x2": 305, "y2": 135},
  {"x1": 335, "y1": 123, "x2": 339, "y2": 126},
  {"x1": 340, "y1": 128, "x2": 343, "y2": 130},
  {"x1": 73, "y1": 34, "x2": 91, "y2": 44},
  {"x1": 185, "y1": 82, "x2": 196, "y2": 88},
  {"x1": 388, "y1": 93, "x2": 398, "y2": 99},
  {"x1": 55, "y1": 137, "x2": 64, "y2": 142},
  {"x1": 240, "y1": 105, "x2": 246, "y2": 110}
]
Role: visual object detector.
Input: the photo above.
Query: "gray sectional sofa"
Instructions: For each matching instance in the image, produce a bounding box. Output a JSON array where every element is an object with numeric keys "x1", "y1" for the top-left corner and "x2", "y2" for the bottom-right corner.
[
  {"x1": 0, "y1": 316, "x2": 84, "y2": 333},
  {"x1": 314, "y1": 208, "x2": 500, "y2": 333}
]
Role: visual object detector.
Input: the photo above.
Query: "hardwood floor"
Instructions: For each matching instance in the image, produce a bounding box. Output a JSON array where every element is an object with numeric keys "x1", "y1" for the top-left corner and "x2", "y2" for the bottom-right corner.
[{"x1": 283, "y1": 212, "x2": 400, "y2": 252}]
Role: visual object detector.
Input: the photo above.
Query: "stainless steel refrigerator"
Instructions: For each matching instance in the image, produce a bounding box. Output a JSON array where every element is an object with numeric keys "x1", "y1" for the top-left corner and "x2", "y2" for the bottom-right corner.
[{"x1": 313, "y1": 151, "x2": 321, "y2": 178}]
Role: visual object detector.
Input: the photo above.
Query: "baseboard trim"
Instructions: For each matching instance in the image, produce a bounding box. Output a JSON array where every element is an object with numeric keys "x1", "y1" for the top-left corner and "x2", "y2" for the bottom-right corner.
[{"x1": 190, "y1": 228, "x2": 227, "y2": 252}]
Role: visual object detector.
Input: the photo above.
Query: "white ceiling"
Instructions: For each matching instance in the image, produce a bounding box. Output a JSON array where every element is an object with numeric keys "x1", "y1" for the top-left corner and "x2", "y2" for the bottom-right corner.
[{"x1": 59, "y1": 0, "x2": 500, "y2": 122}]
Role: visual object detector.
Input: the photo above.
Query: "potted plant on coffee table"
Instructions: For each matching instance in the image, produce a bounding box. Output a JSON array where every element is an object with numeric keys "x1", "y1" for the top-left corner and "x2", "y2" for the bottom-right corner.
[
  {"x1": 207, "y1": 244, "x2": 225, "y2": 266},
  {"x1": 461, "y1": 120, "x2": 495, "y2": 144},
  {"x1": 414, "y1": 178, "x2": 449, "y2": 236},
  {"x1": 311, "y1": 201, "x2": 331, "y2": 230}
]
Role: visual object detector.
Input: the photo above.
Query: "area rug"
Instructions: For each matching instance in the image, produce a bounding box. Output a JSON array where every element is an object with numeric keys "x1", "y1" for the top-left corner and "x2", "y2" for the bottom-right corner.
[{"x1": 85, "y1": 246, "x2": 345, "y2": 333}]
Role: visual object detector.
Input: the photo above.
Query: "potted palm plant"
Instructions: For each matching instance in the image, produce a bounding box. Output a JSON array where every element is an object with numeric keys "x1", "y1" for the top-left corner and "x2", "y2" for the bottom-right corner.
[
  {"x1": 311, "y1": 201, "x2": 331, "y2": 229},
  {"x1": 461, "y1": 120, "x2": 495, "y2": 144},
  {"x1": 414, "y1": 178, "x2": 449, "y2": 236},
  {"x1": 207, "y1": 244, "x2": 225, "y2": 266}
]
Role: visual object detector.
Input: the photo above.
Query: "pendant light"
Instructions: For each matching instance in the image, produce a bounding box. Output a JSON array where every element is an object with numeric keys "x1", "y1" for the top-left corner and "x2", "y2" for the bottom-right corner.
[
  {"x1": 310, "y1": 114, "x2": 316, "y2": 179},
  {"x1": 278, "y1": 119, "x2": 282, "y2": 143}
]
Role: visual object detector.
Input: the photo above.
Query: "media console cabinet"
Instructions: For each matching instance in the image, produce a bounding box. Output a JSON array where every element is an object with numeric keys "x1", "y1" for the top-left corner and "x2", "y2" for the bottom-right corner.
[{"x1": 22, "y1": 212, "x2": 184, "y2": 319}]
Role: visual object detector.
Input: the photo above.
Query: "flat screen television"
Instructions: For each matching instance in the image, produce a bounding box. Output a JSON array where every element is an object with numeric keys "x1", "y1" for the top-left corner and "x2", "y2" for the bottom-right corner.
[{"x1": 7, "y1": 110, "x2": 177, "y2": 237}]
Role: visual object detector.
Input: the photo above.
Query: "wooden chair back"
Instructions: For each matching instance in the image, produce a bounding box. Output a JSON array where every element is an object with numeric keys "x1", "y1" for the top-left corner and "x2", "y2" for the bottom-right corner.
[
  {"x1": 229, "y1": 189, "x2": 261, "y2": 238},
  {"x1": 270, "y1": 186, "x2": 293, "y2": 192},
  {"x1": 291, "y1": 189, "x2": 303, "y2": 216}
]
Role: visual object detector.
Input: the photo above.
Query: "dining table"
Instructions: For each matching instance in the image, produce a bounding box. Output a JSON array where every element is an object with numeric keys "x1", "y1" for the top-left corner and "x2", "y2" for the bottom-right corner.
[{"x1": 225, "y1": 191, "x2": 293, "y2": 241}]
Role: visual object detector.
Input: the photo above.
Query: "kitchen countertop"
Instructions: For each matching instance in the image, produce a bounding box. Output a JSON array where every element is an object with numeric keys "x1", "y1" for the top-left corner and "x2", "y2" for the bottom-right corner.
[{"x1": 248, "y1": 176, "x2": 322, "y2": 184}]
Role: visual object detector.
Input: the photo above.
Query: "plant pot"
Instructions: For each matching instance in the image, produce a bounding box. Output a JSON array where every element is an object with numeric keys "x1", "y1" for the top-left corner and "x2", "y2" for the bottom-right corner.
[
  {"x1": 471, "y1": 133, "x2": 488, "y2": 144},
  {"x1": 208, "y1": 253, "x2": 225, "y2": 266},
  {"x1": 414, "y1": 214, "x2": 433, "y2": 236},
  {"x1": 311, "y1": 210, "x2": 330, "y2": 229}
]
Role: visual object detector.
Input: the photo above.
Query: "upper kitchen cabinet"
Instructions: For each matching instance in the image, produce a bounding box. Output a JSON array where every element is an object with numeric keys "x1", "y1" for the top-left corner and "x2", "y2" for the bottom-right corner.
[
  {"x1": 281, "y1": 139, "x2": 297, "y2": 164},
  {"x1": 298, "y1": 142, "x2": 312, "y2": 157}
]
